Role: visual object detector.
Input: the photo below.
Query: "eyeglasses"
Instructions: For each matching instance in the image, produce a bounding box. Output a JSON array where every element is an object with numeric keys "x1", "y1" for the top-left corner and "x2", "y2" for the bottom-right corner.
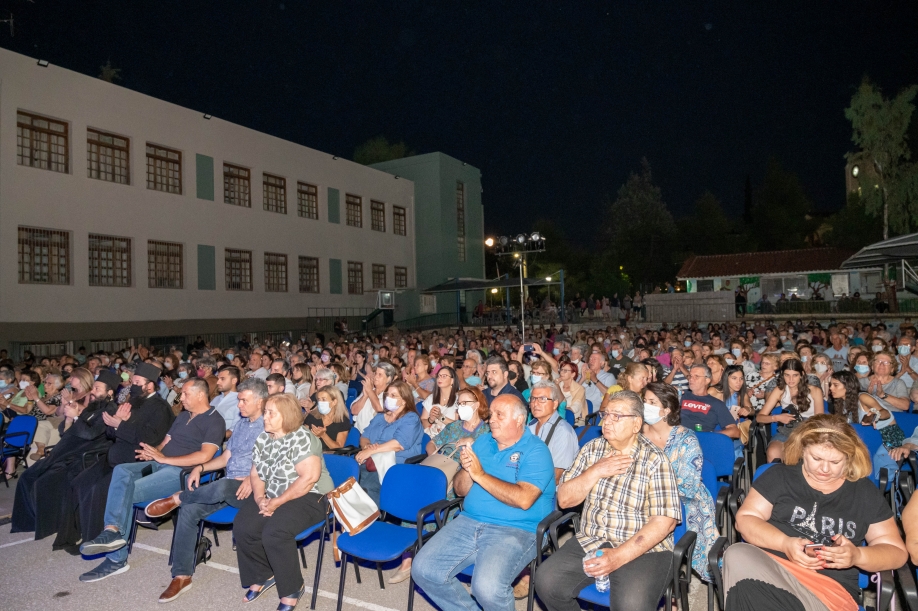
[
  {"x1": 601, "y1": 412, "x2": 639, "y2": 423},
  {"x1": 457, "y1": 400, "x2": 478, "y2": 407},
  {"x1": 530, "y1": 396, "x2": 554, "y2": 404},
  {"x1": 437, "y1": 373, "x2": 453, "y2": 379}
]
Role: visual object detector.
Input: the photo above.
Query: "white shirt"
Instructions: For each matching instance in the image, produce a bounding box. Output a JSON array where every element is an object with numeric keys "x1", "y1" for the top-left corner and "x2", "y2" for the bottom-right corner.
[
  {"x1": 210, "y1": 391, "x2": 240, "y2": 431},
  {"x1": 354, "y1": 391, "x2": 384, "y2": 434},
  {"x1": 583, "y1": 370, "x2": 617, "y2": 408}
]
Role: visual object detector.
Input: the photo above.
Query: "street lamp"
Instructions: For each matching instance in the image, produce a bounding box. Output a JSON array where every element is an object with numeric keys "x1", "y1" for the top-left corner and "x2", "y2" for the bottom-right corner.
[
  {"x1": 545, "y1": 276, "x2": 552, "y2": 302},
  {"x1": 485, "y1": 237, "x2": 494, "y2": 247},
  {"x1": 485, "y1": 230, "x2": 548, "y2": 341}
]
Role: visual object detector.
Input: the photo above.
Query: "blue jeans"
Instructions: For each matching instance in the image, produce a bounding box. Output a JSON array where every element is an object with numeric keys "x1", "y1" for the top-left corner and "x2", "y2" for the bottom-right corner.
[
  {"x1": 171, "y1": 478, "x2": 243, "y2": 578},
  {"x1": 412, "y1": 513, "x2": 537, "y2": 611},
  {"x1": 101, "y1": 461, "x2": 183, "y2": 564}
]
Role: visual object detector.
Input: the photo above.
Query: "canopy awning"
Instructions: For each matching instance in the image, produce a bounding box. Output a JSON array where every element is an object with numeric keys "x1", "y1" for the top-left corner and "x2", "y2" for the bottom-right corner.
[
  {"x1": 841, "y1": 233, "x2": 918, "y2": 269},
  {"x1": 421, "y1": 276, "x2": 559, "y2": 293}
]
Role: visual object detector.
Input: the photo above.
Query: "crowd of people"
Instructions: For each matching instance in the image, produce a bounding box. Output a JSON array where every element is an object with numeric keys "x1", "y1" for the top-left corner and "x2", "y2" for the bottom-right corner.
[{"x1": 2, "y1": 315, "x2": 918, "y2": 610}]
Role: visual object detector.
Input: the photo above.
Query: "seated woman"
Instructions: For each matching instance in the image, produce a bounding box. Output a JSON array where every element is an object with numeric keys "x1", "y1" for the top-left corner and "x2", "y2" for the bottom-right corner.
[
  {"x1": 725, "y1": 414, "x2": 907, "y2": 611},
  {"x1": 598, "y1": 361, "x2": 650, "y2": 413},
  {"x1": 721, "y1": 364, "x2": 754, "y2": 422},
  {"x1": 291, "y1": 363, "x2": 313, "y2": 402},
  {"x1": 425, "y1": 385, "x2": 491, "y2": 482},
  {"x1": 757, "y1": 359, "x2": 825, "y2": 463},
  {"x1": 234, "y1": 394, "x2": 333, "y2": 610},
  {"x1": 303, "y1": 386, "x2": 352, "y2": 451},
  {"x1": 556, "y1": 361, "x2": 586, "y2": 424},
  {"x1": 852, "y1": 352, "x2": 872, "y2": 391},
  {"x1": 420, "y1": 366, "x2": 459, "y2": 437},
  {"x1": 523, "y1": 359, "x2": 555, "y2": 402},
  {"x1": 10, "y1": 369, "x2": 118, "y2": 548},
  {"x1": 23, "y1": 372, "x2": 66, "y2": 462},
  {"x1": 705, "y1": 355, "x2": 728, "y2": 401},
  {"x1": 355, "y1": 381, "x2": 423, "y2": 504},
  {"x1": 642, "y1": 382, "x2": 718, "y2": 581},
  {"x1": 405, "y1": 356, "x2": 435, "y2": 402}
]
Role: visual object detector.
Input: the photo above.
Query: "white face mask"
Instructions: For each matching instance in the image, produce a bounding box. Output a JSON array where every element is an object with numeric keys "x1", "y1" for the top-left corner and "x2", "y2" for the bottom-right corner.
[
  {"x1": 531, "y1": 374, "x2": 543, "y2": 384},
  {"x1": 384, "y1": 396, "x2": 400, "y2": 411},
  {"x1": 900, "y1": 345, "x2": 913, "y2": 356},
  {"x1": 813, "y1": 363, "x2": 828, "y2": 374},
  {"x1": 643, "y1": 402, "x2": 663, "y2": 425},
  {"x1": 780, "y1": 335, "x2": 787, "y2": 341},
  {"x1": 725, "y1": 358, "x2": 734, "y2": 365},
  {"x1": 611, "y1": 350, "x2": 620, "y2": 358},
  {"x1": 872, "y1": 345, "x2": 883, "y2": 353},
  {"x1": 684, "y1": 340, "x2": 692, "y2": 347},
  {"x1": 317, "y1": 401, "x2": 331, "y2": 415},
  {"x1": 19, "y1": 380, "x2": 29, "y2": 390},
  {"x1": 457, "y1": 404, "x2": 475, "y2": 421},
  {"x1": 731, "y1": 348, "x2": 742, "y2": 358}
]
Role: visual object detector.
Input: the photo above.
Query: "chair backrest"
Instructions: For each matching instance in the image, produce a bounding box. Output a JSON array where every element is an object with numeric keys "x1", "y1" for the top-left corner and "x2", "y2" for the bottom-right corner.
[
  {"x1": 695, "y1": 432, "x2": 736, "y2": 478},
  {"x1": 673, "y1": 502, "x2": 688, "y2": 540},
  {"x1": 894, "y1": 412, "x2": 918, "y2": 439},
  {"x1": 345, "y1": 395, "x2": 358, "y2": 411},
  {"x1": 701, "y1": 459, "x2": 719, "y2": 500},
  {"x1": 324, "y1": 454, "x2": 360, "y2": 487},
  {"x1": 416, "y1": 401, "x2": 424, "y2": 412},
  {"x1": 852, "y1": 424, "x2": 883, "y2": 458},
  {"x1": 753, "y1": 463, "x2": 775, "y2": 481},
  {"x1": 420, "y1": 432, "x2": 431, "y2": 452},
  {"x1": 575, "y1": 426, "x2": 602, "y2": 448},
  {"x1": 380, "y1": 464, "x2": 447, "y2": 522},
  {"x1": 586, "y1": 400, "x2": 594, "y2": 415},
  {"x1": 344, "y1": 426, "x2": 360, "y2": 448},
  {"x1": 563, "y1": 409, "x2": 576, "y2": 427},
  {"x1": 3, "y1": 415, "x2": 38, "y2": 447}
]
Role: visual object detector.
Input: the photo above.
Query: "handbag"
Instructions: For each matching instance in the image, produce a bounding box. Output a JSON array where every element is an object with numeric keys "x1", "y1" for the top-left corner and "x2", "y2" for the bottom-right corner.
[
  {"x1": 420, "y1": 445, "x2": 462, "y2": 492},
  {"x1": 327, "y1": 476, "x2": 380, "y2": 535}
]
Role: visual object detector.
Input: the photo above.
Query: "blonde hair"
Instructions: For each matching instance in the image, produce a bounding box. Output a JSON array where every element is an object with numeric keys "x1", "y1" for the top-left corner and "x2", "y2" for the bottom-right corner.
[
  {"x1": 783, "y1": 414, "x2": 872, "y2": 481},
  {"x1": 265, "y1": 393, "x2": 305, "y2": 434},
  {"x1": 315, "y1": 386, "x2": 348, "y2": 423}
]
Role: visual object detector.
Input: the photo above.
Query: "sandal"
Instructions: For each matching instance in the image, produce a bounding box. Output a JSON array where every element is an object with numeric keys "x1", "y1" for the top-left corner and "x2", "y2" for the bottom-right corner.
[{"x1": 243, "y1": 576, "x2": 276, "y2": 603}]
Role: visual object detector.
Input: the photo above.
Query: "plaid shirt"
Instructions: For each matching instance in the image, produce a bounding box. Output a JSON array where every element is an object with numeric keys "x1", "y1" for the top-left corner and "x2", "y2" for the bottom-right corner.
[{"x1": 561, "y1": 434, "x2": 681, "y2": 554}]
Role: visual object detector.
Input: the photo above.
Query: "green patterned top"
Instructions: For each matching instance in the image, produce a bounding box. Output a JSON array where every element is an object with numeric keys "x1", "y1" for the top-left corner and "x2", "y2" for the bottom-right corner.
[{"x1": 253, "y1": 428, "x2": 333, "y2": 498}]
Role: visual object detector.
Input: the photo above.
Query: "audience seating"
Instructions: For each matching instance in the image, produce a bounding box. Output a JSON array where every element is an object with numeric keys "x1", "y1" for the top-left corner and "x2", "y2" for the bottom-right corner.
[
  {"x1": 1, "y1": 414, "x2": 37, "y2": 487},
  {"x1": 574, "y1": 425, "x2": 602, "y2": 448}
]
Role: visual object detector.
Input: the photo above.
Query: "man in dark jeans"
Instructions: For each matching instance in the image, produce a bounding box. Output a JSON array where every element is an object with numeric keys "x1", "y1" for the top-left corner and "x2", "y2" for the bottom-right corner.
[{"x1": 143, "y1": 378, "x2": 267, "y2": 603}]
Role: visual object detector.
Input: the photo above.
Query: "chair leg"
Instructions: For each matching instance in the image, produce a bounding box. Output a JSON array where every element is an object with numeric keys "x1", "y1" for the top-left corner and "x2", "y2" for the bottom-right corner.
[
  {"x1": 310, "y1": 526, "x2": 327, "y2": 610},
  {"x1": 299, "y1": 544, "x2": 308, "y2": 569},
  {"x1": 127, "y1": 507, "x2": 139, "y2": 554},
  {"x1": 336, "y1": 553, "x2": 348, "y2": 611},
  {"x1": 526, "y1": 559, "x2": 537, "y2": 611},
  {"x1": 354, "y1": 560, "x2": 361, "y2": 584},
  {"x1": 212, "y1": 526, "x2": 220, "y2": 547},
  {"x1": 377, "y1": 562, "x2": 385, "y2": 589},
  {"x1": 407, "y1": 575, "x2": 415, "y2": 611},
  {"x1": 168, "y1": 508, "x2": 179, "y2": 566}
]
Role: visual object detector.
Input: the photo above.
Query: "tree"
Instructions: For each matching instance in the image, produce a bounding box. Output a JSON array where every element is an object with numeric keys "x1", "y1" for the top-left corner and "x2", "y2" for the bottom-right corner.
[
  {"x1": 99, "y1": 60, "x2": 121, "y2": 83},
  {"x1": 845, "y1": 78, "x2": 918, "y2": 238},
  {"x1": 353, "y1": 136, "x2": 415, "y2": 165},
  {"x1": 677, "y1": 191, "x2": 735, "y2": 256},
  {"x1": 750, "y1": 158, "x2": 818, "y2": 250},
  {"x1": 602, "y1": 159, "x2": 678, "y2": 286},
  {"x1": 822, "y1": 191, "x2": 884, "y2": 250}
]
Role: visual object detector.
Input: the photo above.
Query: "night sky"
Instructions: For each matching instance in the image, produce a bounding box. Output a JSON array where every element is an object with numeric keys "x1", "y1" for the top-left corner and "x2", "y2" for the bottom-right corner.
[{"x1": 2, "y1": 1, "x2": 917, "y2": 240}]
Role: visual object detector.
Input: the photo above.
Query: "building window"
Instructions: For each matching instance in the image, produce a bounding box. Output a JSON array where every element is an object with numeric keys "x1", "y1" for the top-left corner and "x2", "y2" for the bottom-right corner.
[
  {"x1": 395, "y1": 266, "x2": 408, "y2": 288},
  {"x1": 393, "y1": 206, "x2": 407, "y2": 236},
  {"x1": 346, "y1": 194, "x2": 362, "y2": 227},
  {"x1": 264, "y1": 253, "x2": 288, "y2": 292},
  {"x1": 263, "y1": 173, "x2": 286, "y2": 214},
  {"x1": 371, "y1": 201, "x2": 386, "y2": 232},
  {"x1": 298, "y1": 256, "x2": 319, "y2": 293},
  {"x1": 456, "y1": 181, "x2": 466, "y2": 261},
  {"x1": 88, "y1": 234, "x2": 132, "y2": 287},
  {"x1": 146, "y1": 143, "x2": 182, "y2": 193},
  {"x1": 224, "y1": 163, "x2": 251, "y2": 207},
  {"x1": 148, "y1": 240, "x2": 183, "y2": 289},
  {"x1": 17, "y1": 111, "x2": 69, "y2": 173},
  {"x1": 225, "y1": 248, "x2": 252, "y2": 291},
  {"x1": 18, "y1": 226, "x2": 70, "y2": 285},
  {"x1": 347, "y1": 261, "x2": 363, "y2": 294},
  {"x1": 372, "y1": 264, "x2": 386, "y2": 289},
  {"x1": 87, "y1": 128, "x2": 129, "y2": 184},
  {"x1": 297, "y1": 182, "x2": 318, "y2": 219}
]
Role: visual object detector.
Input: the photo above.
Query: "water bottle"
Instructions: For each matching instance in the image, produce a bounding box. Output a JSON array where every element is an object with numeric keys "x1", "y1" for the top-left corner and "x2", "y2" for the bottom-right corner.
[
  {"x1": 583, "y1": 550, "x2": 610, "y2": 593},
  {"x1": 694, "y1": 423, "x2": 703, "y2": 432}
]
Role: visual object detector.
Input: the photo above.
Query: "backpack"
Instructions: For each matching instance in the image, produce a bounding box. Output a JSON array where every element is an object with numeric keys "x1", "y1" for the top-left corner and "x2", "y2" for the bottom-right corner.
[{"x1": 195, "y1": 535, "x2": 213, "y2": 566}]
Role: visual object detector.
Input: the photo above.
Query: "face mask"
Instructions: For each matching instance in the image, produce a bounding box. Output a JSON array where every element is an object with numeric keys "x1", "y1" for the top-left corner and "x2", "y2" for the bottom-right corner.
[
  {"x1": 643, "y1": 403, "x2": 663, "y2": 425},
  {"x1": 465, "y1": 376, "x2": 481, "y2": 386},
  {"x1": 780, "y1": 335, "x2": 787, "y2": 341},
  {"x1": 120, "y1": 372, "x2": 130, "y2": 381},
  {"x1": 814, "y1": 363, "x2": 828, "y2": 374},
  {"x1": 800, "y1": 355, "x2": 809, "y2": 363},
  {"x1": 0, "y1": 381, "x2": 7, "y2": 389},
  {"x1": 872, "y1": 345, "x2": 883, "y2": 353},
  {"x1": 384, "y1": 396, "x2": 400, "y2": 411},
  {"x1": 684, "y1": 340, "x2": 692, "y2": 347},
  {"x1": 19, "y1": 380, "x2": 29, "y2": 390},
  {"x1": 611, "y1": 350, "x2": 620, "y2": 358},
  {"x1": 226, "y1": 353, "x2": 234, "y2": 361},
  {"x1": 725, "y1": 358, "x2": 734, "y2": 365},
  {"x1": 129, "y1": 384, "x2": 145, "y2": 397},
  {"x1": 457, "y1": 404, "x2": 475, "y2": 421},
  {"x1": 531, "y1": 374, "x2": 543, "y2": 385},
  {"x1": 321, "y1": 354, "x2": 330, "y2": 363},
  {"x1": 552, "y1": 348, "x2": 560, "y2": 356},
  {"x1": 854, "y1": 364, "x2": 870, "y2": 375},
  {"x1": 196, "y1": 368, "x2": 206, "y2": 377},
  {"x1": 123, "y1": 351, "x2": 131, "y2": 359},
  {"x1": 178, "y1": 371, "x2": 189, "y2": 379},
  {"x1": 731, "y1": 348, "x2": 742, "y2": 358},
  {"x1": 317, "y1": 401, "x2": 331, "y2": 415},
  {"x1": 164, "y1": 362, "x2": 173, "y2": 370},
  {"x1": 899, "y1": 345, "x2": 912, "y2": 356},
  {"x1": 372, "y1": 354, "x2": 379, "y2": 363}
]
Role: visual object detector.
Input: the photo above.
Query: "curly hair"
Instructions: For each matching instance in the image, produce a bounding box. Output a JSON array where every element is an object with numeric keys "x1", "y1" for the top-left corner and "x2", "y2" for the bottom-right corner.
[{"x1": 829, "y1": 370, "x2": 860, "y2": 422}]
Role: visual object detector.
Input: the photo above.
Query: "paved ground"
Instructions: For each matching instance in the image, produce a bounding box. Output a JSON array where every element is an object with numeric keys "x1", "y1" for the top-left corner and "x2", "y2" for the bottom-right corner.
[{"x1": 0, "y1": 478, "x2": 708, "y2": 611}]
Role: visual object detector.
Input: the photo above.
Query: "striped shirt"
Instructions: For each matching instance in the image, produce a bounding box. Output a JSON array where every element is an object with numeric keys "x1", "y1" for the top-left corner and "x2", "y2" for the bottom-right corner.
[{"x1": 561, "y1": 434, "x2": 681, "y2": 555}]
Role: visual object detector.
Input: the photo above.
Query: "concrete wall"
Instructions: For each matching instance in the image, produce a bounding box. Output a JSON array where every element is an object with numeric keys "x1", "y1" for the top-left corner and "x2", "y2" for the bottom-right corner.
[
  {"x1": 644, "y1": 292, "x2": 736, "y2": 323},
  {"x1": 0, "y1": 48, "x2": 417, "y2": 345}
]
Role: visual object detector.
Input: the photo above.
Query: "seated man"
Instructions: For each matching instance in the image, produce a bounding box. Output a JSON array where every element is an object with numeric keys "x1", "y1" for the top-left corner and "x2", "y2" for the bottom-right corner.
[
  {"x1": 144, "y1": 378, "x2": 267, "y2": 603},
  {"x1": 412, "y1": 395, "x2": 555, "y2": 611},
  {"x1": 534, "y1": 390, "x2": 681, "y2": 611},
  {"x1": 680, "y1": 364, "x2": 742, "y2": 457},
  {"x1": 78, "y1": 378, "x2": 226, "y2": 582}
]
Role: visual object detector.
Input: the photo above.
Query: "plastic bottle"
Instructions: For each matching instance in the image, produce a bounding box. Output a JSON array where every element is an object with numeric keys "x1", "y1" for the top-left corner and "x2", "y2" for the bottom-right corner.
[
  {"x1": 694, "y1": 423, "x2": 703, "y2": 432},
  {"x1": 583, "y1": 550, "x2": 610, "y2": 593}
]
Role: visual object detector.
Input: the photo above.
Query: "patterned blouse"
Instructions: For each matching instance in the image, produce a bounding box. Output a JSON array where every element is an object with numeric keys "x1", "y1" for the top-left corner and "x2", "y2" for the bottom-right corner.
[
  {"x1": 252, "y1": 428, "x2": 334, "y2": 498},
  {"x1": 432, "y1": 419, "x2": 491, "y2": 464},
  {"x1": 662, "y1": 426, "x2": 719, "y2": 581}
]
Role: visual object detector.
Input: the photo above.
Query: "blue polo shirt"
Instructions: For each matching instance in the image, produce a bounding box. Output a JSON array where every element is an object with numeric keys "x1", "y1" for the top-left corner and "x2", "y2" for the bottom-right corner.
[{"x1": 463, "y1": 429, "x2": 556, "y2": 533}]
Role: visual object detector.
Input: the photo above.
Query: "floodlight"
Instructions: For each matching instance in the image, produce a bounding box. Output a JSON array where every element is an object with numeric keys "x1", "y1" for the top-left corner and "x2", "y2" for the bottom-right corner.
[
  {"x1": 499, "y1": 236, "x2": 509, "y2": 247},
  {"x1": 491, "y1": 288, "x2": 498, "y2": 294},
  {"x1": 515, "y1": 234, "x2": 526, "y2": 244},
  {"x1": 485, "y1": 237, "x2": 494, "y2": 247},
  {"x1": 545, "y1": 276, "x2": 552, "y2": 282},
  {"x1": 531, "y1": 232, "x2": 542, "y2": 241}
]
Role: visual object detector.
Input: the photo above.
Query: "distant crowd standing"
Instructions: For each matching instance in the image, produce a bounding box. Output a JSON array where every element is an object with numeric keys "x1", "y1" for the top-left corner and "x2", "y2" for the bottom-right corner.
[{"x1": 2, "y1": 316, "x2": 918, "y2": 610}]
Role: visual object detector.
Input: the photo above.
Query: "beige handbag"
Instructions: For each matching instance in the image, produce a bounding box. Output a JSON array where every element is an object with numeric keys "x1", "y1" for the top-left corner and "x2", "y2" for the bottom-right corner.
[
  {"x1": 328, "y1": 476, "x2": 380, "y2": 535},
  {"x1": 420, "y1": 445, "x2": 462, "y2": 493}
]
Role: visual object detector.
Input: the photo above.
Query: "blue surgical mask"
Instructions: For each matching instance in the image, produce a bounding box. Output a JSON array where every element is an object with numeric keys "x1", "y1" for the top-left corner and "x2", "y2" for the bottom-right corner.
[
  {"x1": 317, "y1": 401, "x2": 331, "y2": 415},
  {"x1": 531, "y1": 374, "x2": 543, "y2": 384},
  {"x1": 611, "y1": 350, "x2": 621, "y2": 358},
  {"x1": 731, "y1": 348, "x2": 742, "y2": 358},
  {"x1": 0, "y1": 381, "x2": 7, "y2": 389},
  {"x1": 465, "y1": 376, "x2": 481, "y2": 386},
  {"x1": 178, "y1": 371, "x2": 189, "y2": 379},
  {"x1": 226, "y1": 353, "x2": 234, "y2": 361},
  {"x1": 854, "y1": 364, "x2": 870, "y2": 375},
  {"x1": 899, "y1": 345, "x2": 912, "y2": 356}
]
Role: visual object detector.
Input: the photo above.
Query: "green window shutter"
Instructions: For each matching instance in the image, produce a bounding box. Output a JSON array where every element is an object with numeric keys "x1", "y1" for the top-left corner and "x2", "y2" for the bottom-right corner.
[
  {"x1": 196, "y1": 154, "x2": 215, "y2": 201},
  {"x1": 329, "y1": 258, "x2": 342, "y2": 294},
  {"x1": 328, "y1": 188, "x2": 340, "y2": 224},
  {"x1": 197, "y1": 244, "x2": 216, "y2": 290}
]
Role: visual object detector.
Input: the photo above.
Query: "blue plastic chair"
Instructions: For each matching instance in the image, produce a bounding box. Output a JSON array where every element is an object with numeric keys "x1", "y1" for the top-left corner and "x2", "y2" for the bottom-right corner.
[
  {"x1": 696, "y1": 432, "x2": 744, "y2": 496},
  {"x1": 587, "y1": 399, "x2": 595, "y2": 414},
  {"x1": 702, "y1": 459, "x2": 731, "y2": 541},
  {"x1": 563, "y1": 409, "x2": 576, "y2": 427},
  {"x1": 334, "y1": 464, "x2": 447, "y2": 611},
  {"x1": 574, "y1": 425, "x2": 602, "y2": 448},
  {"x1": 1, "y1": 415, "x2": 37, "y2": 487},
  {"x1": 895, "y1": 412, "x2": 918, "y2": 440}
]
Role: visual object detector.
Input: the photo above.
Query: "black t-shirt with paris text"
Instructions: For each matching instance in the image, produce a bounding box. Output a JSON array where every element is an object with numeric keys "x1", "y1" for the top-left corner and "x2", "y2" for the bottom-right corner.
[{"x1": 752, "y1": 462, "x2": 894, "y2": 599}]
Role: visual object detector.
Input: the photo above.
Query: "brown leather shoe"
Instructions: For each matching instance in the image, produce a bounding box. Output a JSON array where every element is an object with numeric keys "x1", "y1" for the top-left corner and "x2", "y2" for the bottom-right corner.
[
  {"x1": 159, "y1": 576, "x2": 192, "y2": 603},
  {"x1": 145, "y1": 495, "x2": 180, "y2": 519}
]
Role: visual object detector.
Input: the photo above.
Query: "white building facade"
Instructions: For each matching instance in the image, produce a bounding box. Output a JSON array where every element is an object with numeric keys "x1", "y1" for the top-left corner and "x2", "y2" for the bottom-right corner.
[{"x1": 0, "y1": 48, "x2": 417, "y2": 352}]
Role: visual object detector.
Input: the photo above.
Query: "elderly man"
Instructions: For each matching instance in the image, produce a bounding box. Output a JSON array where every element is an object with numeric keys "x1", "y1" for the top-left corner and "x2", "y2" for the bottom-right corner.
[
  {"x1": 351, "y1": 362, "x2": 397, "y2": 433},
  {"x1": 535, "y1": 390, "x2": 681, "y2": 611},
  {"x1": 413, "y1": 395, "x2": 555, "y2": 611},
  {"x1": 483, "y1": 356, "x2": 525, "y2": 406},
  {"x1": 606, "y1": 340, "x2": 632, "y2": 378},
  {"x1": 246, "y1": 353, "x2": 269, "y2": 380},
  {"x1": 528, "y1": 381, "x2": 578, "y2": 483},
  {"x1": 459, "y1": 357, "x2": 481, "y2": 388},
  {"x1": 78, "y1": 378, "x2": 226, "y2": 582},
  {"x1": 144, "y1": 378, "x2": 267, "y2": 603},
  {"x1": 580, "y1": 351, "x2": 616, "y2": 412},
  {"x1": 211, "y1": 365, "x2": 240, "y2": 437},
  {"x1": 679, "y1": 364, "x2": 740, "y2": 442}
]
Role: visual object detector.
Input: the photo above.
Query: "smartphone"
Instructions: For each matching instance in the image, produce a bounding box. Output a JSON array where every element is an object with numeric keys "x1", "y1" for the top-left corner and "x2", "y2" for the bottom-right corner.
[
  {"x1": 141, "y1": 464, "x2": 154, "y2": 478},
  {"x1": 524, "y1": 344, "x2": 533, "y2": 353},
  {"x1": 804, "y1": 544, "x2": 823, "y2": 557}
]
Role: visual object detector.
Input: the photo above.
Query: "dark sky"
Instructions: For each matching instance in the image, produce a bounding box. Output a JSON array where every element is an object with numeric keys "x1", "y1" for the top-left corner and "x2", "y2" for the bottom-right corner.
[{"x1": 3, "y1": 1, "x2": 917, "y2": 239}]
